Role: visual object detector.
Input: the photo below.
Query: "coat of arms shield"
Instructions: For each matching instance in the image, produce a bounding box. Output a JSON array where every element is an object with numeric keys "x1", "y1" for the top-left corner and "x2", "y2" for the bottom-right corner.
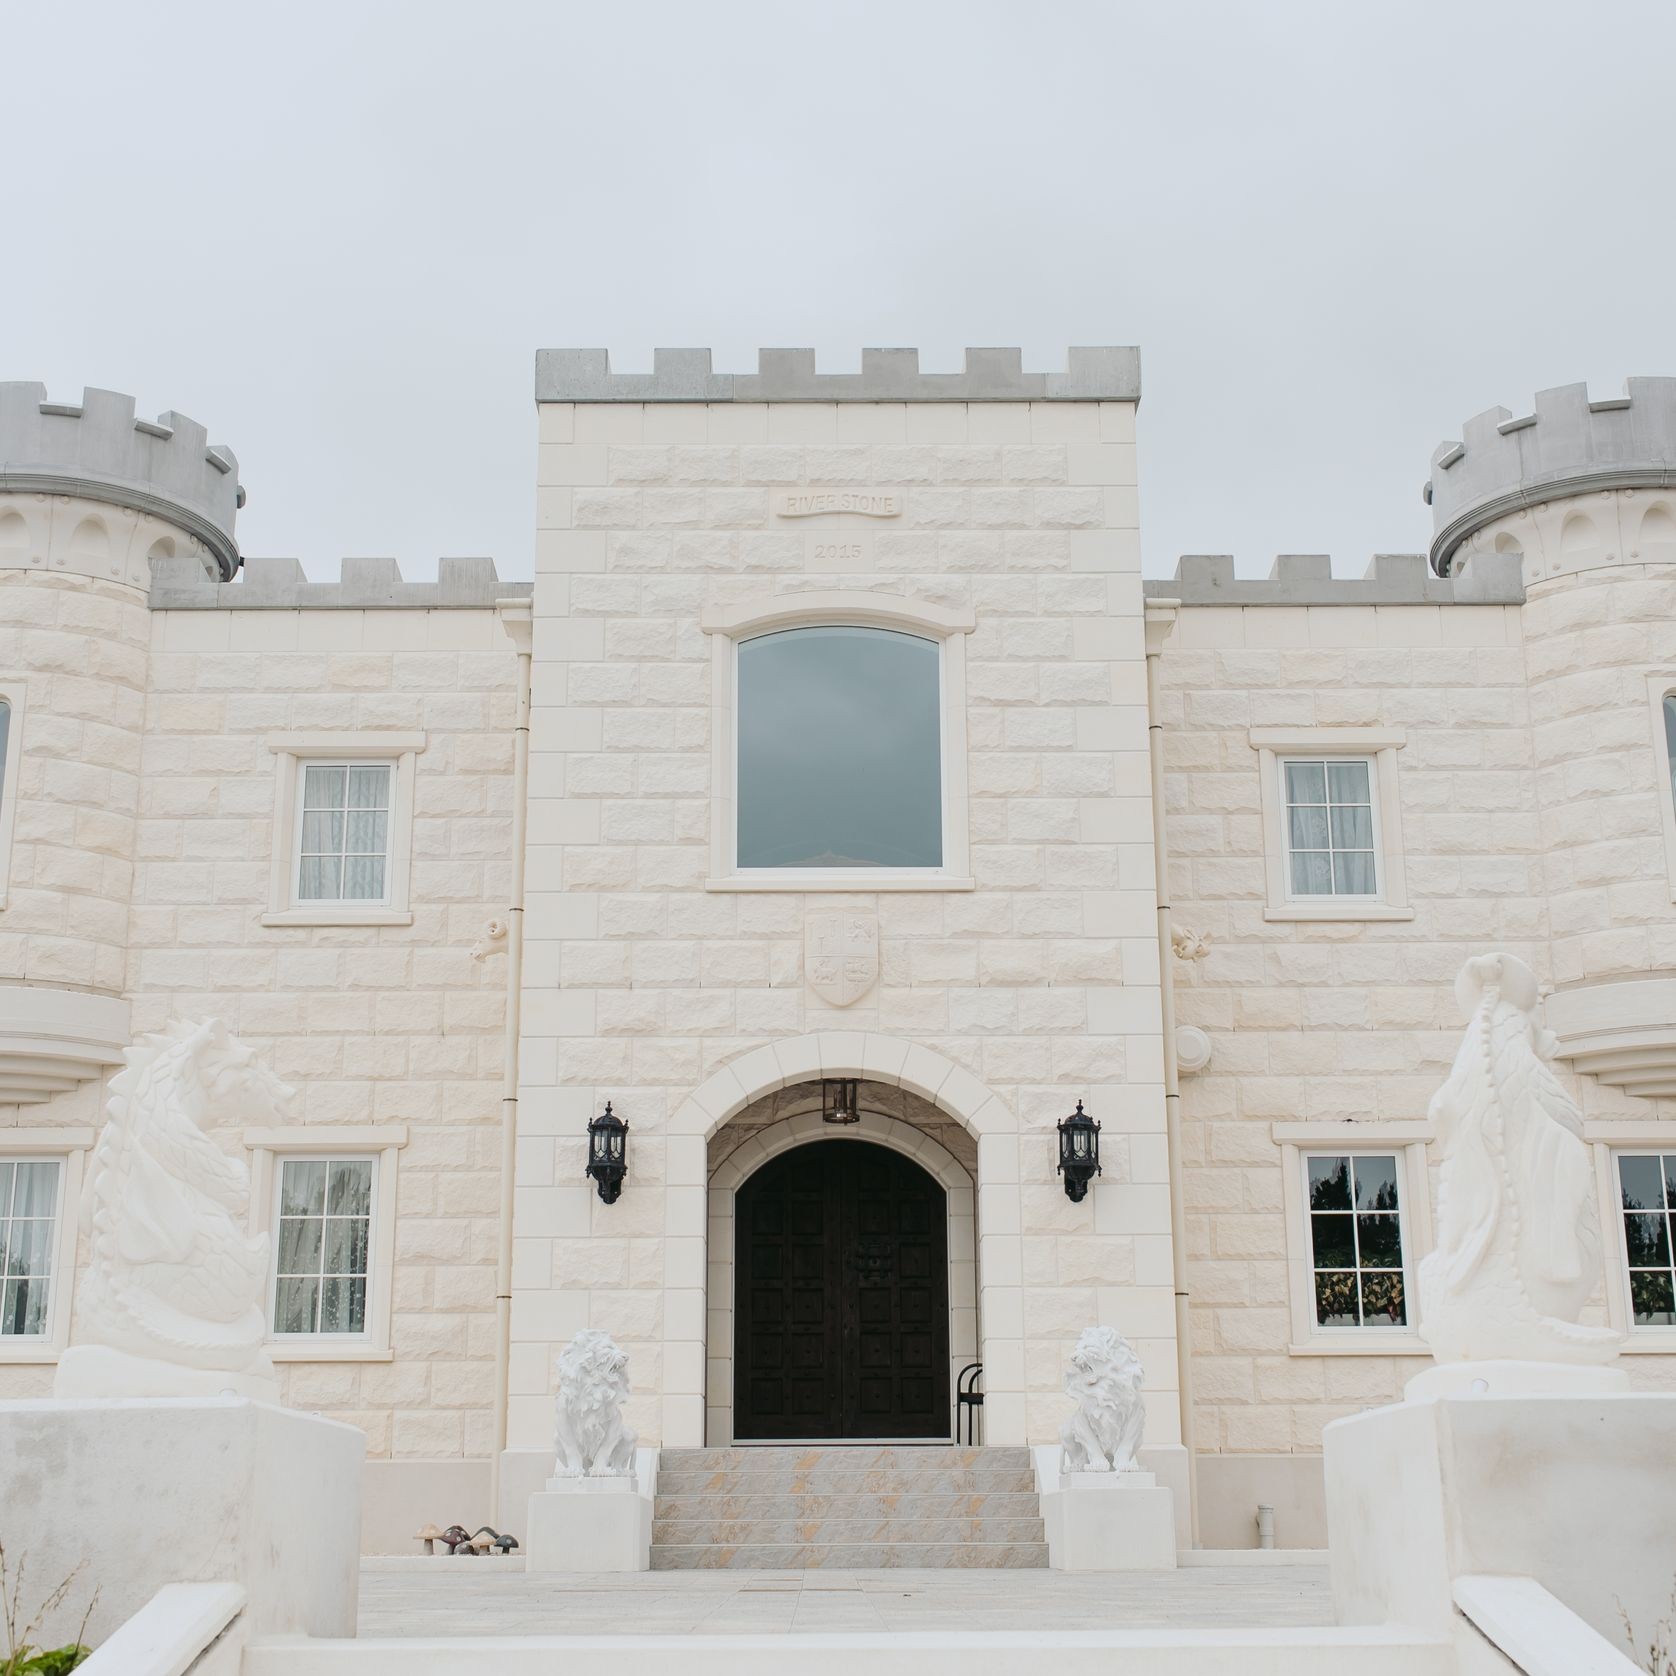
[{"x1": 804, "y1": 911, "x2": 879, "y2": 1008}]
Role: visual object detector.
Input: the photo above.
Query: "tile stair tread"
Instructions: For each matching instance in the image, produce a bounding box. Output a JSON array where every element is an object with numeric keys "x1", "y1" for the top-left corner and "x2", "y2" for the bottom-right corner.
[
  {"x1": 652, "y1": 1494, "x2": 1043, "y2": 1518},
  {"x1": 653, "y1": 1474, "x2": 1032, "y2": 1488},
  {"x1": 652, "y1": 1519, "x2": 1049, "y2": 1543},
  {"x1": 660, "y1": 1446, "x2": 1031, "y2": 1466},
  {"x1": 649, "y1": 1542, "x2": 1049, "y2": 1570}
]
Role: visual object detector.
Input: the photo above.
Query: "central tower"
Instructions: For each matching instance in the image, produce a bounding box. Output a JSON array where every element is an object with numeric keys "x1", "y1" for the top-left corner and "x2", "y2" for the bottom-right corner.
[{"x1": 507, "y1": 345, "x2": 1174, "y2": 1476}]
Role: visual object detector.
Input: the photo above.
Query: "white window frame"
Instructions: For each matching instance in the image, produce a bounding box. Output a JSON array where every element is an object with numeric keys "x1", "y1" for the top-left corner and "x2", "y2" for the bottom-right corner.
[
  {"x1": 0, "y1": 681, "x2": 26, "y2": 911},
  {"x1": 1251, "y1": 728, "x2": 1412, "y2": 922},
  {"x1": 0, "y1": 1131, "x2": 92, "y2": 1363},
  {"x1": 1274, "y1": 1120, "x2": 1433, "y2": 1356},
  {"x1": 263, "y1": 733, "x2": 424, "y2": 927},
  {"x1": 700, "y1": 592, "x2": 975, "y2": 892},
  {"x1": 1587, "y1": 1121, "x2": 1676, "y2": 1351},
  {"x1": 1644, "y1": 677, "x2": 1676, "y2": 901},
  {"x1": 246, "y1": 1125, "x2": 405, "y2": 1361}
]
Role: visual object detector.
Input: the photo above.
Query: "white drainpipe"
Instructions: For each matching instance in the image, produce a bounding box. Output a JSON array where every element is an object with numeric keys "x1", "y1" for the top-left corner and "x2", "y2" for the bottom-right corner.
[
  {"x1": 490, "y1": 598, "x2": 533, "y2": 1519},
  {"x1": 1145, "y1": 598, "x2": 1199, "y2": 1547}
]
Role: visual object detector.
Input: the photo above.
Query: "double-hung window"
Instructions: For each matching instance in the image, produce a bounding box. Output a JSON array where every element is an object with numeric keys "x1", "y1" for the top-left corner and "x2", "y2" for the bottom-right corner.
[
  {"x1": 263, "y1": 733, "x2": 424, "y2": 927},
  {"x1": 1274, "y1": 1122, "x2": 1432, "y2": 1354},
  {"x1": 273, "y1": 1156, "x2": 375, "y2": 1340},
  {"x1": 247, "y1": 1126, "x2": 404, "y2": 1361},
  {"x1": 1304, "y1": 1152, "x2": 1407, "y2": 1329},
  {"x1": 1251, "y1": 728, "x2": 1411, "y2": 921},
  {"x1": 0, "y1": 1157, "x2": 66, "y2": 1347},
  {"x1": 1616, "y1": 1152, "x2": 1676, "y2": 1327},
  {"x1": 1282, "y1": 759, "x2": 1377, "y2": 899},
  {"x1": 297, "y1": 763, "x2": 392, "y2": 904}
]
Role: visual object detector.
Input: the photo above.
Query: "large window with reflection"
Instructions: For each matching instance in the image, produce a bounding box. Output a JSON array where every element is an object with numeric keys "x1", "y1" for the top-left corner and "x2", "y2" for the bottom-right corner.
[
  {"x1": 1304, "y1": 1152, "x2": 1408, "y2": 1329},
  {"x1": 735, "y1": 626, "x2": 943, "y2": 872},
  {"x1": 1616, "y1": 1152, "x2": 1676, "y2": 1327}
]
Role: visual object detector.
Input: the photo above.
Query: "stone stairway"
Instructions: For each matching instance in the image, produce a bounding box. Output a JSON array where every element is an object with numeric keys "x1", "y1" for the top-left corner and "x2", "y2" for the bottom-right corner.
[{"x1": 650, "y1": 1445, "x2": 1047, "y2": 1569}]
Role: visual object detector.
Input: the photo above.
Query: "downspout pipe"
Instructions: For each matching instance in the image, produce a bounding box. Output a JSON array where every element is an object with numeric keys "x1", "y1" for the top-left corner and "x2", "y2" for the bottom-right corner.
[
  {"x1": 1145, "y1": 598, "x2": 1199, "y2": 1547},
  {"x1": 491, "y1": 598, "x2": 533, "y2": 1522}
]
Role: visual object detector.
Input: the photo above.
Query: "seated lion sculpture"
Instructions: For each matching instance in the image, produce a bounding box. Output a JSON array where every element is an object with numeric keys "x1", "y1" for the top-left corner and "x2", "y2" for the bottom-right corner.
[
  {"x1": 552, "y1": 1328, "x2": 637, "y2": 1479},
  {"x1": 1059, "y1": 1324, "x2": 1146, "y2": 1474}
]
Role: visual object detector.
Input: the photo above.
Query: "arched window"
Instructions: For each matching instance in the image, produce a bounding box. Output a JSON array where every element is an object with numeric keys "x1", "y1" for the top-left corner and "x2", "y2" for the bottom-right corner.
[
  {"x1": 737, "y1": 626, "x2": 942, "y2": 870},
  {"x1": 702, "y1": 592, "x2": 975, "y2": 890}
]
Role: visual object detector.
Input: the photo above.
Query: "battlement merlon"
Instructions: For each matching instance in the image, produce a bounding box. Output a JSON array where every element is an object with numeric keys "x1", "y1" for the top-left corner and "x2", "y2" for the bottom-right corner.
[
  {"x1": 534, "y1": 346, "x2": 1142, "y2": 405},
  {"x1": 0, "y1": 382, "x2": 244, "y2": 579},
  {"x1": 1142, "y1": 551, "x2": 1526, "y2": 606},
  {"x1": 148, "y1": 554, "x2": 530, "y2": 609},
  {"x1": 1426, "y1": 377, "x2": 1676, "y2": 577}
]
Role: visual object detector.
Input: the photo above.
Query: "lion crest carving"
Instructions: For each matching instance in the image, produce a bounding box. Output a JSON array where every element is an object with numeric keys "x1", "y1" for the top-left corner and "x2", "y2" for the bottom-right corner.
[
  {"x1": 1419, "y1": 953, "x2": 1621, "y2": 1365},
  {"x1": 1059, "y1": 1325, "x2": 1146, "y2": 1474},
  {"x1": 552, "y1": 1329, "x2": 637, "y2": 1479}
]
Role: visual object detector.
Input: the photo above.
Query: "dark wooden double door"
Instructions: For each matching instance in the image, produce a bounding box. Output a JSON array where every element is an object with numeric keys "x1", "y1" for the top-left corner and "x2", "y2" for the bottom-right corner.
[{"x1": 734, "y1": 1140, "x2": 950, "y2": 1440}]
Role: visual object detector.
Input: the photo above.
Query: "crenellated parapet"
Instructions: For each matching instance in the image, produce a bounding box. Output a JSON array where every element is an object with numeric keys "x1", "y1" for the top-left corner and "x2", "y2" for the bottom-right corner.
[
  {"x1": 1426, "y1": 377, "x2": 1676, "y2": 577},
  {"x1": 0, "y1": 382, "x2": 243, "y2": 579},
  {"x1": 149, "y1": 553, "x2": 530, "y2": 609},
  {"x1": 535, "y1": 346, "x2": 1142, "y2": 404},
  {"x1": 1142, "y1": 550, "x2": 1524, "y2": 606}
]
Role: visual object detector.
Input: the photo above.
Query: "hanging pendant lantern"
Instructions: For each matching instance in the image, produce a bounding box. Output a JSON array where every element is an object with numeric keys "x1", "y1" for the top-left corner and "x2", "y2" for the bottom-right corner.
[{"x1": 822, "y1": 1078, "x2": 860, "y2": 1125}]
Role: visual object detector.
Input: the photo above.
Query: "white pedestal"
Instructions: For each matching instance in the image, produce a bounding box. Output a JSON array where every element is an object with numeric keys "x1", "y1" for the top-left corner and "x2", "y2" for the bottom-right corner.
[
  {"x1": 1044, "y1": 1468, "x2": 1177, "y2": 1570},
  {"x1": 526, "y1": 1477, "x2": 652, "y2": 1573},
  {"x1": 0, "y1": 1396, "x2": 362, "y2": 1652},
  {"x1": 1325, "y1": 1385, "x2": 1676, "y2": 1649}
]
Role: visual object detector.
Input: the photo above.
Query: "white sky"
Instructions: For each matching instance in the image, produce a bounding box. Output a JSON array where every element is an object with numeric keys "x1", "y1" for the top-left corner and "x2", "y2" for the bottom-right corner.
[{"x1": 8, "y1": 0, "x2": 1675, "y2": 580}]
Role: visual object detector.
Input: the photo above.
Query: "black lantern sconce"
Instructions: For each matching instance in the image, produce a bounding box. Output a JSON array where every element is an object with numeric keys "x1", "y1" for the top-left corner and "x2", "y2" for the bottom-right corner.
[
  {"x1": 585, "y1": 1101, "x2": 628, "y2": 1203},
  {"x1": 822, "y1": 1078, "x2": 860, "y2": 1125},
  {"x1": 1057, "y1": 1100, "x2": 1101, "y2": 1201}
]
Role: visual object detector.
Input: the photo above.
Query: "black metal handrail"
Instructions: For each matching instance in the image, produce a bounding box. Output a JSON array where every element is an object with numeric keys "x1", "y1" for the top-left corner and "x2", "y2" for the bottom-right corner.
[{"x1": 956, "y1": 1361, "x2": 984, "y2": 1446}]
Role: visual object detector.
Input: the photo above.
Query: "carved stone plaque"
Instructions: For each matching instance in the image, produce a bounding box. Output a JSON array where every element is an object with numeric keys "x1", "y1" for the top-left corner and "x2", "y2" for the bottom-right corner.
[
  {"x1": 774, "y1": 490, "x2": 901, "y2": 519},
  {"x1": 804, "y1": 910, "x2": 879, "y2": 1007}
]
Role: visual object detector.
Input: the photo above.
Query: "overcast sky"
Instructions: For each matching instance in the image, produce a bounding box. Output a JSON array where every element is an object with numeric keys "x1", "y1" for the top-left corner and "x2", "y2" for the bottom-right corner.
[{"x1": 8, "y1": 1, "x2": 1675, "y2": 580}]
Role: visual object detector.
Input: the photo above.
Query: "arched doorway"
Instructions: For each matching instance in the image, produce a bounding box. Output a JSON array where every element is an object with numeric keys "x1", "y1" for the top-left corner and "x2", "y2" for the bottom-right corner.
[{"x1": 733, "y1": 1138, "x2": 950, "y2": 1441}]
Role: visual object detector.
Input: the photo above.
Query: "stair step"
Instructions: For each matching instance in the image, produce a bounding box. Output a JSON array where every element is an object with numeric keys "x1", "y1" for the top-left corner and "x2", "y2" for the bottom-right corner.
[
  {"x1": 652, "y1": 1491, "x2": 1043, "y2": 1519},
  {"x1": 661, "y1": 1445, "x2": 1032, "y2": 1469},
  {"x1": 652, "y1": 1517, "x2": 1049, "y2": 1544},
  {"x1": 649, "y1": 1541, "x2": 1050, "y2": 1570},
  {"x1": 655, "y1": 1470, "x2": 1037, "y2": 1495}
]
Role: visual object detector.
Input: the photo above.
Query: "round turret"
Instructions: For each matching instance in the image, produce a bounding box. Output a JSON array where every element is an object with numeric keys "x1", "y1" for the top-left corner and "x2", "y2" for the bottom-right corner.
[
  {"x1": 1426, "y1": 378, "x2": 1676, "y2": 581},
  {"x1": 0, "y1": 382, "x2": 243, "y2": 582}
]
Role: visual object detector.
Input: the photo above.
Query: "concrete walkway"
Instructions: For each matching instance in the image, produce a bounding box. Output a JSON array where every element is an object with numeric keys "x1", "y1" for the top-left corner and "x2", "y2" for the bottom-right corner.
[{"x1": 358, "y1": 1562, "x2": 1334, "y2": 1637}]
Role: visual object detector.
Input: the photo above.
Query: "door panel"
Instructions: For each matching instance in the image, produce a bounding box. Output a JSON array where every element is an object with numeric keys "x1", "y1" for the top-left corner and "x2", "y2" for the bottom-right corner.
[{"x1": 733, "y1": 1139, "x2": 950, "y2": 1440}]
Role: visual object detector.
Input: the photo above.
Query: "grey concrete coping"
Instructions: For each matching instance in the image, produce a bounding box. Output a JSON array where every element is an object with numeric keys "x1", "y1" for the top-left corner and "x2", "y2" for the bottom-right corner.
[
  {"x1": 1142, "y1": 551, "x2": 1525, "y2": 606},
  {"x1": 1426, "y1": 377, "x2": 1676, "y2": 576},
  {"x1": 149, "y1": 555, "x2": 529, "y2": 609},
  {"x1": 0, "y1": 382, "x2": 243, "y2": 580},
  {"x1": 534, "y1": 347, "x2": 1141, "y2": 404}
]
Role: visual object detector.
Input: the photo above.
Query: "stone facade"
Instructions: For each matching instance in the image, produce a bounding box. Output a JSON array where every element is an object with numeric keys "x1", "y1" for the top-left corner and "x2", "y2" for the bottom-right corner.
[{"x1": 5, "y1": 362, "x2": 1676, "y2": 1555}]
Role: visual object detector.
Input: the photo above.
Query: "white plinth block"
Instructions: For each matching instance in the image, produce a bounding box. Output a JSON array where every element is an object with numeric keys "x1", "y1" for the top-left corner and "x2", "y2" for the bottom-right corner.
[
  {"x1": 1044, "y1": 1470, "x2": 1177, "y2": 1570},
  {"x1": 1325, "y1": 1390, "x2": 1676, "y2": 1650},
  {"x1": 0, "y1": 1396, "x2": 362, "y2": 1652},
  {"x1": 525, "y1": 1479, "x2": 652, "y2": 1573}
]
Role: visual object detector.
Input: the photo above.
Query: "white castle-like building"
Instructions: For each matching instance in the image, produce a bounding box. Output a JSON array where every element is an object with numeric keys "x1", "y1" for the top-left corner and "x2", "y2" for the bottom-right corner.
[{"x1": 2, "y1": 350, "x2": 1675, "y2": 1559}]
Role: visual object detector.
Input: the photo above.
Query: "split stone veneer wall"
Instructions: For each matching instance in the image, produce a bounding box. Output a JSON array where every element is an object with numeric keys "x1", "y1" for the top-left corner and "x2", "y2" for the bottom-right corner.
[{"x1": 513, "y1": 355, "x2": 1177, "y2": 1460}]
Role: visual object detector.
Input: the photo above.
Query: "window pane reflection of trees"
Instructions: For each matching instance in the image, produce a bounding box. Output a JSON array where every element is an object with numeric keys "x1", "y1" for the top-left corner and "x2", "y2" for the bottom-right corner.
[
  {"x1": 1306, "y1": 1152, "x2": 1406, "y2": 1329},
  {"x1": 1618, "y1": 1152, "x2": 1676, "y2": 1327}
]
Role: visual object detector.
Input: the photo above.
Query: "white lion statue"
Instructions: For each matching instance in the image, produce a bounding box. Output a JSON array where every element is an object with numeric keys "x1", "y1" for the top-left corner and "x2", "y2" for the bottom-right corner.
[
  {"x1": 552, "y1": 1328, "x2": 637, "y2": 1479},
  {"x1": 1059, "y1": 1324, "x2": 1146, "y2": 1474},
  {"x1": 54, "y1": 1017, "x2": 294, "y2": 1401},
  {"x1": 1419, "y1": 953, "x2": 1620, "y2": 1366}
]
